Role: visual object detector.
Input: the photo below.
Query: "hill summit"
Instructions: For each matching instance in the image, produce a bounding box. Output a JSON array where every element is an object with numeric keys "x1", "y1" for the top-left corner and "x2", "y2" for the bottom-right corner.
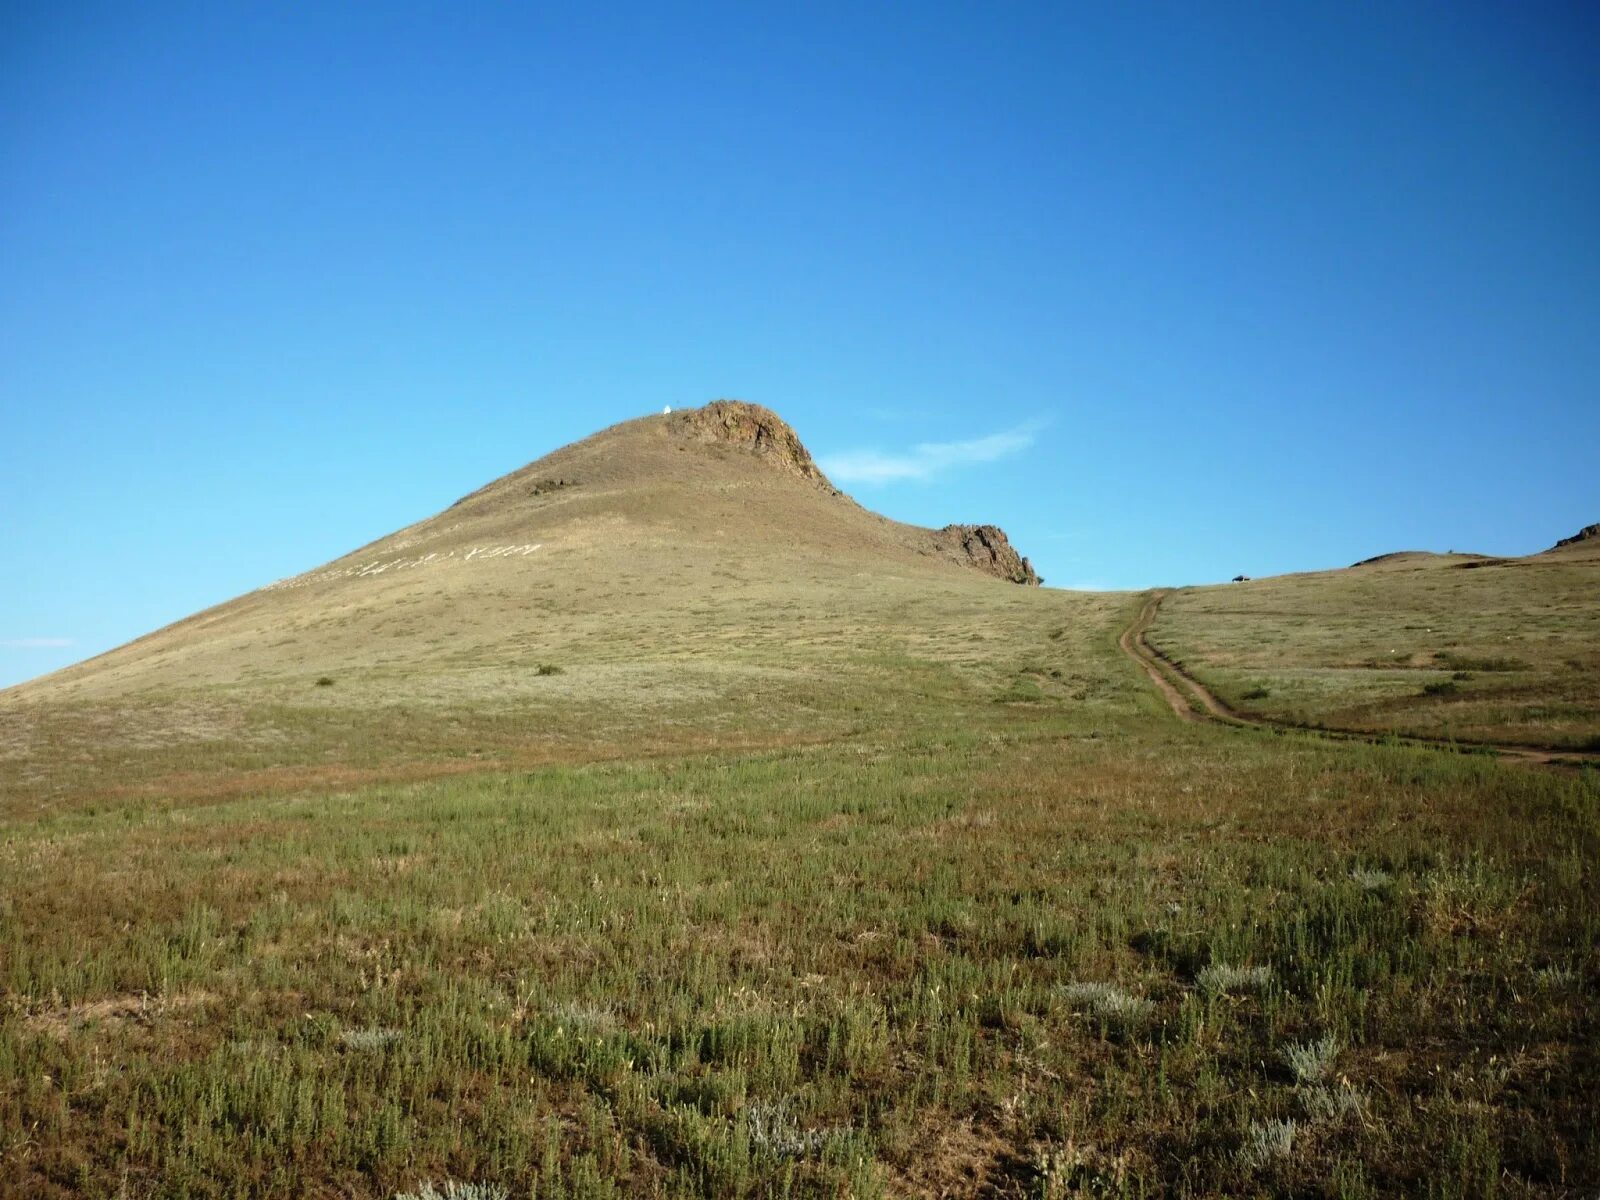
[
  {"x1": 7, "y1": 401, "x2": 1040, "y2": 703},
  {"x1": 666, "y1": 400, "x2": 836, "y2": 489}
]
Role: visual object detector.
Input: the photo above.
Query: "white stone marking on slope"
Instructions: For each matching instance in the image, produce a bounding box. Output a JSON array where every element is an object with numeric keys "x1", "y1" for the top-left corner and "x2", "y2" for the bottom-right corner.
[{"x1": 261, "y1": 542, "x2": 545, "y2": 591}]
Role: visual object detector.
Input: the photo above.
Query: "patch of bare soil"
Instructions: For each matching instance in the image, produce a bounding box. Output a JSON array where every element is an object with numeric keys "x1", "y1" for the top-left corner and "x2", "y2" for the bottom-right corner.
[{"x1": 22, "y1": 991, "x2": 217, "y2": 1042}]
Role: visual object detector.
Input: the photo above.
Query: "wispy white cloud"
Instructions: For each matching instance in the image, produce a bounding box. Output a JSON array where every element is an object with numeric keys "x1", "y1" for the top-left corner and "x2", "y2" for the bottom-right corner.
[
  {"x1": 819, "y1": 422, "x2": 1041, "y2": 485},
  {"x1": 1, "y1": 637, "x2": 74, "y2": 649}
]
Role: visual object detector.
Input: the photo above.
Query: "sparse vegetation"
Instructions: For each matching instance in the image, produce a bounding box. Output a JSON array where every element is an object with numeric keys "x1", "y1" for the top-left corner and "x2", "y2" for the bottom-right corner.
[
  {"x1": 4, "y1": 719, "x2": 1591, "y2": 1196},
  {"x1": 1151, "y1": 553, "x2": 1600, "y2": 748},
  {"x1": 0, "y1": 409, "x2": 1594, "y2": 1196}
]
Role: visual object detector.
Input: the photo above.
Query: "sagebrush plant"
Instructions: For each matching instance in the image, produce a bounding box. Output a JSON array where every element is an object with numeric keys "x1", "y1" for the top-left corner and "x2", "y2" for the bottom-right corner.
[
  {"x1": 339, "y1": 1026, "x2": 401, "y2": 1051},
  {"x1": 393, "y1": 1183, "x2": 508, "y2": 1200},
  {"x1": 1237, "y1": 1119, "x2": 1298, "y2": 1169},
  {"x1": 1197, "y1": 962, "x2": 1273, "y2": 994},
  {"x1": 1061, "y1": 981, "x2": 1155, "y2": 1029},
  {"x1": 1284, "y1": 1035, "x2": 1341, "y2": 1084},
  {"x1": 744, "y1": 1100, "x2": 849, "y2": 1160},
  {"x1": 1349, "y1": 866, "x2": 1394, "y2": 891}
]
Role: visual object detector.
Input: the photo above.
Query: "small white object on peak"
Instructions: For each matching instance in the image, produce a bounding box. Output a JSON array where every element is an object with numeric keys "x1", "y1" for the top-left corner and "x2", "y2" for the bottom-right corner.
[{"x1": 663, "y1": 405, "x2": 672, "y2": 414}]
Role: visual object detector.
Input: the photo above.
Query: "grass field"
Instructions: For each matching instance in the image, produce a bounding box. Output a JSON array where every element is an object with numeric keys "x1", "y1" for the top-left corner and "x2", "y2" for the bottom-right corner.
[
  {"x1": 4, "y1": 598, "x2": 1597, "y2": 1197},
  {"x1": 2, "y1": 411, "x2": 1596, "y2": 1197},
  {"x1": 1147, "y1": 552, "x2": 1600, "y2": 751}
]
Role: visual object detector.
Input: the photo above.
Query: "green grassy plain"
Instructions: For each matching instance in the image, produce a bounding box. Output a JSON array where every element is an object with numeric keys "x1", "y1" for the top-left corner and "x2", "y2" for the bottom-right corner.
[
  {"x1": 2, "y1": 411, "x2": 1596, "y2": 1197},
  {"x1": 4, "y1": 595, "x2": 1597, "y2": 1198}
]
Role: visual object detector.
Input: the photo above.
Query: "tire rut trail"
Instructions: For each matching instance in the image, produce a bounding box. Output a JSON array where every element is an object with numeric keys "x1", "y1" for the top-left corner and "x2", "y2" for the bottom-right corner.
[{"x1": 1119, "y1": 590, "x2": 1600, "y2": 770}]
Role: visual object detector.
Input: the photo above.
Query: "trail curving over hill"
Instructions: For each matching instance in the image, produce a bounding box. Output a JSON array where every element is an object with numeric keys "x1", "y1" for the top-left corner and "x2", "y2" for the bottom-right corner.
[{"x1": 1120, "y1": 590, "x2": 1600, "y2": 769}]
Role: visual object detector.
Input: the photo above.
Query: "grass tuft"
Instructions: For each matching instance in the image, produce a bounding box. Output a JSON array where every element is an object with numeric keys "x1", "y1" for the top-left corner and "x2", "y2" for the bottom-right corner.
[{"x1": 1301, "y1": 1084, "x2": 1366, "y2": 1122}]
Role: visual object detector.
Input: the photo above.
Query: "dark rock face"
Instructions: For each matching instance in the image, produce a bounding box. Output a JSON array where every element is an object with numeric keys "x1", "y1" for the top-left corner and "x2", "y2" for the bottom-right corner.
[
  {"x1": 934, "y1": 524, "x2": 1040, "y2": 586},
  {"x1": 1553, "y1": 523, "x2": 1600, "y2": 550},
  {"x1": 667, "y1": 400, "x2": 835, "y2": 489}
]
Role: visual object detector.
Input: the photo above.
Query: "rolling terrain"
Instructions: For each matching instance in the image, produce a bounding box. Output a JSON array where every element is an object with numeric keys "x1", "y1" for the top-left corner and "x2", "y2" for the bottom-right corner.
[
  {"x1": 1145, "y1": 537, "x2": 1600, "y2": 752},
  {"x1": 1, "y1": 403, "x2": 1595, "y2": 1199}
]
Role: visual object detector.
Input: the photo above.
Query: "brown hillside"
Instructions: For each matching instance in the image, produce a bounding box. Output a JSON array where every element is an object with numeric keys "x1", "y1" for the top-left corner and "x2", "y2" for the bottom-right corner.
[
  {"x1": 1544, "y1": 522, "x2": 1600, "y2": 558},
  {"x1": 3, "y1": 401, "x2": 1040, "y2": 705}
]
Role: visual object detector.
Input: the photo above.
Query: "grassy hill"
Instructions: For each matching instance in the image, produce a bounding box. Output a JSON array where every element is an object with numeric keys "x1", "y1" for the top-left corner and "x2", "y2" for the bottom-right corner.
[
  {"x1": 0, "y1": 402, "x2": 1063, "y2": 817},
  {"x1": 1, "y1": 405, "x2": 1595, "y2": 1198},
  {"x1": 1147, "y1": 541, "x2": 1600, "y2": 750}
]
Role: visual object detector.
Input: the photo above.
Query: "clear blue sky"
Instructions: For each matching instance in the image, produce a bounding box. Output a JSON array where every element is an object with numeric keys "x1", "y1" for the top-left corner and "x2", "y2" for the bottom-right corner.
[{"x1": 4, "y1": 2, "x2": 1598, "y2": 687}]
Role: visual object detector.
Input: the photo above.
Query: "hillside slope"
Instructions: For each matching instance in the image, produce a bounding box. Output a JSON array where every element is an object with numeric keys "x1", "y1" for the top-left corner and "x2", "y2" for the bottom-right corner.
[
  {"x1": 8, "y1": 402, "x2": 1041, "y2": 702},
  {"x1": 1148, "y1": 544, "x2": 1600, "y2": 749},
  {"x1": 0, "y1": 402, "x2": 1093, "y2": 813}
]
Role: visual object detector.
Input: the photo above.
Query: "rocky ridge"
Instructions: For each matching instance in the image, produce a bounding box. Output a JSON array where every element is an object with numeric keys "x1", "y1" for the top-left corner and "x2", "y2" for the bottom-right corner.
[
  {"x1": 1551, "y1": 523, "x2": 1600, "y2": 551},
  {"x1": 667, "y1": 400, "x2": 836, "y2": 490},
  {"x1": 934, "y1": 524, "x2": 1040, "y2": 586},
  {"x1": 666, "y1": 400, "x2": 1040, "y2": 585}
]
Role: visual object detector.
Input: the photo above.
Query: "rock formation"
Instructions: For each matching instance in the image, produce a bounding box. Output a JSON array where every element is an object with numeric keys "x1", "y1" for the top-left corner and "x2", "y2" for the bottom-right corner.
[
  {"x1": 667, "y1": 400, "x2": 835, "y2": 490},
  {"x1": 933, "y1": 524, "x2": 1040, "y2": 586},
  {"x1": 1552, "y1": 523, "x2": 1600, "y2": 550}
]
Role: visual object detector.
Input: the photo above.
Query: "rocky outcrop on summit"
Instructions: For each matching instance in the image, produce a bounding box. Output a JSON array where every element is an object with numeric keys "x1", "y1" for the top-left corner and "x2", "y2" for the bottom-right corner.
[
  {"x1": 1551, "y1": 523, "x2": 1600, "y2": 551},
  {"x1": 934, "y1": 524, "x2": 1040, "y2": 586},
  {"x1": 664, "y1": 401, "x2": 1038, "y2": 584},
  {"x1": 668, "y1": 400, "x2": 836, "y2": 490}
]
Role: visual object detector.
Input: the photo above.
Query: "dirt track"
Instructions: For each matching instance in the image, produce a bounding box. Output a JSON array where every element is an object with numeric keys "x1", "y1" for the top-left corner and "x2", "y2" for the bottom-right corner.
[{"x1": 1120, "y1": 590, "x2": 1599, "y2": 769}]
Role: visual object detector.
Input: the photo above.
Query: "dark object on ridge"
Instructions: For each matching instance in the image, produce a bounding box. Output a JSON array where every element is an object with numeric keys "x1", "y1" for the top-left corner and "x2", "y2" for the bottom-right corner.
[{"x1": 1232, "y1": 574, "x2": 1250, "y2": 582}]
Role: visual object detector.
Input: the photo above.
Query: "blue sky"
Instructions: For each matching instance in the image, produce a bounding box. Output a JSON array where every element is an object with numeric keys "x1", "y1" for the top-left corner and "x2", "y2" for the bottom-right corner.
[{"x1": 3, "y1": 2, "x2": 1597, "y2": 688}]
